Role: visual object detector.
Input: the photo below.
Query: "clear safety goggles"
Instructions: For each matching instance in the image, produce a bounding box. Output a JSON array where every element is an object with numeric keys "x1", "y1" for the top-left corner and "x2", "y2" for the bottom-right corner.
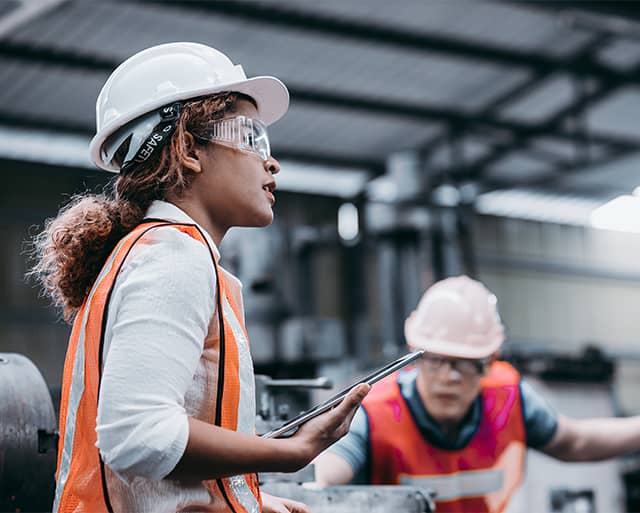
[
  {"x1": 421, "y1": 353, "x2": 491, "y2": 377},
  {"x1": 193, "y1": 115, "x2": 271, "y2": 161}
]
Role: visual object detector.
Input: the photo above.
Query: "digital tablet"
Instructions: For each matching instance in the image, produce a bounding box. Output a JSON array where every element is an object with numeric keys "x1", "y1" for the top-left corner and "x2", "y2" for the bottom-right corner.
[{"x1": 260, "y1": 350, "x2": 424, "y2": 438}]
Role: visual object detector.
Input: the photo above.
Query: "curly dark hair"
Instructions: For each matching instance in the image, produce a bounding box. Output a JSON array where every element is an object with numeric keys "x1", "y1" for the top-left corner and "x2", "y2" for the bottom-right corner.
[{"x1": 29, "y1": 92, "x2": 251, "y2": 321}]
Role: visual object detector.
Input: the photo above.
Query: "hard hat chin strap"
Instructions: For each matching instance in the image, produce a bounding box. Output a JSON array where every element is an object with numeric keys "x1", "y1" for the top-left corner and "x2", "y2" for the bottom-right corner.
[{"x1": 120, "y1": 102, "x2": 183, "y2": 174}]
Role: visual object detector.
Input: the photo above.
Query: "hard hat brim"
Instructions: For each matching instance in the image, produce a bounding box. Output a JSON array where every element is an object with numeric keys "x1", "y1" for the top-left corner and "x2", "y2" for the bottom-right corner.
[{"x1": 89, "y1": 75, "x2": 289, "y2": 172}]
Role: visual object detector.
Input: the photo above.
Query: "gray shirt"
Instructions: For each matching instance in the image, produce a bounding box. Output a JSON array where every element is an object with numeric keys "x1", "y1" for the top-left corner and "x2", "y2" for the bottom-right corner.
[{"x1": 327, "y1": 368, "x2": 558, "y2": 483}]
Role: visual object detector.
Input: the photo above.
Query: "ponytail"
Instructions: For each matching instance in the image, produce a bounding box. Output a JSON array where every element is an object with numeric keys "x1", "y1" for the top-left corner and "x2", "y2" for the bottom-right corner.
[{"x1": 29, "y1": 193, "x2": 147, "y2": 321}]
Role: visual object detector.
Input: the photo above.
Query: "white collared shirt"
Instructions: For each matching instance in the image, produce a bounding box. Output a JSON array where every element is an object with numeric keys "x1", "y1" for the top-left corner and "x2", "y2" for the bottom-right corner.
[{"x1": 96, "y1": 200, "x2": 243, "y2": 481}]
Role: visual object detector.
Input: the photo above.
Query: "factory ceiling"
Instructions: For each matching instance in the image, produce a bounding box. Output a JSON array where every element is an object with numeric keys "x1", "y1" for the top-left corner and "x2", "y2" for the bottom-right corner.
[{"x1": 1, "y1": 0, "x2": 640, "y2": 199}]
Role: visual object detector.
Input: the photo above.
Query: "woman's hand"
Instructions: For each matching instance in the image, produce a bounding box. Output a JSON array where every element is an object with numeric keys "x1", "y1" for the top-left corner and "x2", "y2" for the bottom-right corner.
[
  {"x1": 291, "y1": 383, "x2": 370, "y2": 463},
  {"x1": 262, "y1": 492, "x2": 310, "y2": 513}
]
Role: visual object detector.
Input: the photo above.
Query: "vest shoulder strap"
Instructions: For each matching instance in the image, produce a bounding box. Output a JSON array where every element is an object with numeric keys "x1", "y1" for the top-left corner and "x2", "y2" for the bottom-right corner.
[{"x1": 481, "y1": 361, "x2": 520, "y2": 388}]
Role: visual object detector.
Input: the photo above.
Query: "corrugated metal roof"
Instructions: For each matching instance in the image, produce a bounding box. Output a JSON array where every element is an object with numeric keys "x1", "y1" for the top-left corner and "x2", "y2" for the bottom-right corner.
[
  {"x1": 240, "y1": 0, "x2": 595, "y2": 57},
  {"x1": 7, "y1": 1, "x2": 531, "y2": 112},
  {"x1": 586, "y1": 87, "x2": 640, "y2": 136},
  {"x1": 486, "y1": 152, "x2": 551, "y2": 182},
  {"x1": 0, "y1": 1, "x2": 20, "y2": 18},
  {"x1": 596, "y1": 38, "x2": 640, "y2": 70},
  {"x1": 271, "y1": 103, "x2": 441, "y2": 161},
  {"x1": 426, "y1": 138, "x2": 492, "y2": 169},
  {"x1": 499, "y1": 74, "x2": 576, "y2": 123},
  {"x1": 557, "y1": 151, "x2": 640, "y2": 194},
  {"x1": 0, "y1": 0, "x2": 638, "y2": 195},
  {"x1": 0, "y1": 57, "x2": 103, "y2": 128}
]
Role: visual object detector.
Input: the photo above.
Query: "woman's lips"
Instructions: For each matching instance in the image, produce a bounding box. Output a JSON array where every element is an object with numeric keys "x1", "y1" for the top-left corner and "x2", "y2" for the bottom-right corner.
[{"x1": 262, "y1": 183, "x2": 276, "y2": 205}]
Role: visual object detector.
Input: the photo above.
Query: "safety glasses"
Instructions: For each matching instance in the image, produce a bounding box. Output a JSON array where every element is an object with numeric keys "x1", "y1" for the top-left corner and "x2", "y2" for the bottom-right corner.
[
  {"x1": 421, "y1": 353, "x2": 492, "y2": 377},
  {"x1": 193, "y1": 115, "x2": 271, "y2": 161}
]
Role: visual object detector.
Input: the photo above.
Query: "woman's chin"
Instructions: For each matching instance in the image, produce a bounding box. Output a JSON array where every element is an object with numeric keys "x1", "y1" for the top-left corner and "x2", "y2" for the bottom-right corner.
[{"x1": 239, "y1": 210, "x2": 274, "y2": 228}]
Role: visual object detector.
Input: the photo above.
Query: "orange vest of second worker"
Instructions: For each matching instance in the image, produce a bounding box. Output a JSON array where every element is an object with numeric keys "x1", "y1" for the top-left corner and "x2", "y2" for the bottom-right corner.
[
  {"x1": 53, "y1": 221, "x2": 261, "y2": 513},
  {"x1": 365, "y1": 361, "x2": 525, "y2": 513}
]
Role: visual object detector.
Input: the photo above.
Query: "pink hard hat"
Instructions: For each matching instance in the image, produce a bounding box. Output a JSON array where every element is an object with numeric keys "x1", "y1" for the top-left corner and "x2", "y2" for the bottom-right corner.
[{"x1": 404, "y1": 276, "x2": 505, "y2": 359}]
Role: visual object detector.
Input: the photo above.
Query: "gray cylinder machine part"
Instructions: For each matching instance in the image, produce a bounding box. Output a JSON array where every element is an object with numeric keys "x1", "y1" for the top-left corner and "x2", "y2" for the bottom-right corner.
[
  {"x1": 261, "y1": 483, "x2": 436, "y2": 513},
  {"x1": 0, "y1": 353, "x2": 58, "y2": 512}
]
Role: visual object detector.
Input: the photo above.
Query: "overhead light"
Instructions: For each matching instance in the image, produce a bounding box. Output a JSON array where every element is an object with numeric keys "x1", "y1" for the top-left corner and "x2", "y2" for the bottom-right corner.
[
  {"x1": 475, "y1": 189, "x2": 601, "y2": 226},
  {"x1": 0, "y1": 125, "x2": 91, "y2": 168},
  {"x1": 590, "y1": 194, "x2": 640, "y2": 234},
  {"x1": 432, "y1": 184, "x2": 460, "y2": 207},
  {"x1": 366, "y1": 175, "x2": 398, "y2": 202},
  {"x1": 338, "y1": 202, "x2": 359, "y2": 243}
]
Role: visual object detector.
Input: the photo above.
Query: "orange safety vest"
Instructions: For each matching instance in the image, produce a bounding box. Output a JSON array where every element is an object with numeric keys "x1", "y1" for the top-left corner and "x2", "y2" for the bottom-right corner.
[
  {"x1": 53, "y1": 221, "x2": 262, "y2": 513},
  {"x1": 365, "y1": 361, "x2": 525, "y2": 513}
]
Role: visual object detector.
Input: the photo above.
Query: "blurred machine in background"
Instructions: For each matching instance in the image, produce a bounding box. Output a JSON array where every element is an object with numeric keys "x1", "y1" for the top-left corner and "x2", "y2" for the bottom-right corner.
[
  {"x1": 0, "y1": 353, "x2": 57, "y2": 513},
  {"x1": 503, "y1": 348, "x2": 623, "y2": 513}
]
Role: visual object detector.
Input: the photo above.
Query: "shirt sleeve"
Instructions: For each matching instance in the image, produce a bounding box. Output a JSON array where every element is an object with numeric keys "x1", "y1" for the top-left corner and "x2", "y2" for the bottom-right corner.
[
  {"x1": 521, "y1": 379, "x2": 559, "y2": 449},
  {"x1": 95, "y1": 227, "x2": 217, "y2": 481},
  {"x1": 324, "y1": 406, "x2": 369, "y2": 481}
]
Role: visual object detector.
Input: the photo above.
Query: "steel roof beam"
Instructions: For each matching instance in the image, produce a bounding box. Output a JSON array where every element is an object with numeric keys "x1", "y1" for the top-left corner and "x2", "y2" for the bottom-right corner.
[
  {"x1": 0, "y1": 0, "x2": 69, "y2": 38},
  {"x1": 292, "y1": 87, "x2": 638, "y2": 150},
  {"x1": 463, "y1": 79, "x2": 617, "y2": 182},
  {"x1": 452, "y1": 32, "x2": 618, "y2": 183},
  {"x1": 420, "y1": 34, "x2": 615, "y2": 175},
  {"x1": 478, "y1": 33, "x2": 611, "y2": 116}
]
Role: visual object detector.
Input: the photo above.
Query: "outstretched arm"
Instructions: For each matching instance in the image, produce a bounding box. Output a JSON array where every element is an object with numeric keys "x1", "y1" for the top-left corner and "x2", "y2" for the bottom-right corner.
[
  {"x1": 542, "y1": 414, "x2": 640, "y2": 462},
  {"x1": 314, "y1": 451, "x2": 356, "y2": 485},
  {"x1": 313, "y1": 406, "x2": 369, "y2": 485}
]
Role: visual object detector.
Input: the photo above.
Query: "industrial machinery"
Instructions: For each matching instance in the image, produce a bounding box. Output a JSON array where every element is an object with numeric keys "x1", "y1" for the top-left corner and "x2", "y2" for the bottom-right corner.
[
  {"x1": 261, "y1": 483, "x2": 436, "y2": 513},
  {"x1": 550, "y1": 488, "x2": 596, "y2": 513},
  {"x1": 256, "y1": 374, "x2": 436, "y2": 513},
  {"x1": 0, "y1": 353, "x2": 58, "y2": 512}
]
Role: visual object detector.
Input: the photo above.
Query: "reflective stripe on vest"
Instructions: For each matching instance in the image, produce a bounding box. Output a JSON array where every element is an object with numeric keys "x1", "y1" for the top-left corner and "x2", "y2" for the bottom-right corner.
[
  {"x1": 53, "y1": 235, "x2": 130, "y2": 512},
  {"x1": 365, "y1": 362, "x2": 526, "y2": 513},
  {"x1": 222, "y1": 298, "x2": 256, "y2": 436},
  {"x1": 400, "y1": 468, "x2": 503, "y2": 500},
  {"x1": 54, "y1": 222, "x2": 261, "y2": 513},
  {"x1": 217, "y1": 292, "x2": 260, "y2": 513}
]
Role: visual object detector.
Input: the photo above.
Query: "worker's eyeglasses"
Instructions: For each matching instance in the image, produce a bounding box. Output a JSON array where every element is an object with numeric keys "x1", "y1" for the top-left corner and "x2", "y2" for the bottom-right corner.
[
  {"x1": 193, "y1": 115, "x2": 271, "y2": 162},
  {"x1": 421, "y1": 353, "x2": 491, "y2": 376}
]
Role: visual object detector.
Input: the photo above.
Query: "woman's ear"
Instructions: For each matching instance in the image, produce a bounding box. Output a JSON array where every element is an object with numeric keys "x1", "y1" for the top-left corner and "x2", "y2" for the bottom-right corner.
[{"x1": 181, "y1": 132, "x2": 202, "y2": 174}]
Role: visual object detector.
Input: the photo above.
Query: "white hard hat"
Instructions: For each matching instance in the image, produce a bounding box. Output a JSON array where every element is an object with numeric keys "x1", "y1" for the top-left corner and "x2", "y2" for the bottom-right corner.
[
  {"x1": 404, "y1": 276, "x2": 505, "y2": 359},
  {"x1": 89, "y1": 42, "x2": 290, "y2": 172}
]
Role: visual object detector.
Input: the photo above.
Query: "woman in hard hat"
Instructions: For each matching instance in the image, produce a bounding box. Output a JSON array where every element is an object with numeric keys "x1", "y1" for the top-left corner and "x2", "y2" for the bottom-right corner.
[
  {"x1": 315, "y1": 275, "x2": 640, "y2": 513},
  {"x1": 31, "y1": 42, "x2": 368, "y2": 513}
]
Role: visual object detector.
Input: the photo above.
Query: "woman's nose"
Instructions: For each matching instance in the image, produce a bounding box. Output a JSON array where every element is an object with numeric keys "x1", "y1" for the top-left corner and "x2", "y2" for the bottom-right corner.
[{"x1": 264, "y1": 156, "x2": 280, "y2": 175}]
